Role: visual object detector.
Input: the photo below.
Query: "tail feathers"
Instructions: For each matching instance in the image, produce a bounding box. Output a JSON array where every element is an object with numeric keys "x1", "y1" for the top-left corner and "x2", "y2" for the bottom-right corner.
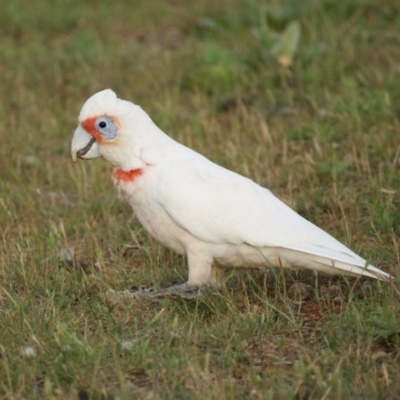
[
  {"x1": 275, "y1": 245, "x2": 392, "y2": 281},
  {"x1": 298, "y1": 251, "x2": 391, "y2": 281}
]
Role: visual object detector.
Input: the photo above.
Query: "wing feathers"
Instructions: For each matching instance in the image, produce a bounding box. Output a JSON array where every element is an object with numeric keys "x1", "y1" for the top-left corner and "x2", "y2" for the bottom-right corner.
[{"x1": 156, "y1": 155, "x2": 389, "y2": 280}]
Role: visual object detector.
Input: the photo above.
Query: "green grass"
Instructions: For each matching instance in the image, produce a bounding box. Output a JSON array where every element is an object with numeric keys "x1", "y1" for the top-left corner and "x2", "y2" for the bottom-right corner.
[{"x1": 0, "y1": 0, "x2": 399, "y2": 398}]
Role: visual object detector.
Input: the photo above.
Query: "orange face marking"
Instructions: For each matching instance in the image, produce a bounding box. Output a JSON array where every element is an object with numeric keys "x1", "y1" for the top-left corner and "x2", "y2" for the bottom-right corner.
[
  {"x1": 80, "y1": 117, "x2": 103, "y2": 143},
  {"x1": 113, "y1": 168, "x2": 144, "y2": 184}
]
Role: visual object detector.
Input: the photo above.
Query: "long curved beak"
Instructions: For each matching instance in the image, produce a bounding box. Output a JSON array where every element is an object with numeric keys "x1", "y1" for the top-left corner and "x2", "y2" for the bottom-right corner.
[{"x1": 71, "y1": 125, "x2": 101, "y2": 162}]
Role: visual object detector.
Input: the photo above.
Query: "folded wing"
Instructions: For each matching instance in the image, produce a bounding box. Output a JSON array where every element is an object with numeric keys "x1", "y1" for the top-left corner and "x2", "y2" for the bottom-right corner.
[{"x1": 155, "y1": 155, "x2": 390, "y2": 280}]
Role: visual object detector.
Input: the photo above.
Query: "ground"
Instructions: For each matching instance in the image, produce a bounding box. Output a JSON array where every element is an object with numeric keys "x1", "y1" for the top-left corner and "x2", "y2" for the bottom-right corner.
[{"x1": 0, "y1": 0, "x2": 399, "y2": 398}]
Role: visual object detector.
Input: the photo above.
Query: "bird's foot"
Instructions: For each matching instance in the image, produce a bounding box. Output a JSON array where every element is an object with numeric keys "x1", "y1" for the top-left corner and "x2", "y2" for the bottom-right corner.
[{"x1": 133, "y1": 283, "x2": 204, "y2": 300}]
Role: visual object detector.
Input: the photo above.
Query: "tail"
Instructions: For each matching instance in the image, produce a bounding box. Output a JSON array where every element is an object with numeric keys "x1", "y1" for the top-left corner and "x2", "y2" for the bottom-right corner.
[
  {"x1": 300, "y1": 252, "x2": 391, "y2": 281},
  {"x1": 281, "y1": 246, "x2": 392, "y2": 281}
]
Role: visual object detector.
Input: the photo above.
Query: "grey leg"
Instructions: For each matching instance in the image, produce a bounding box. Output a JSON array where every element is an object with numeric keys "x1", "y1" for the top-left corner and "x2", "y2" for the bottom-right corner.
[{"x1": 134, "y1": 283, "x2": 204, "y2": 300}]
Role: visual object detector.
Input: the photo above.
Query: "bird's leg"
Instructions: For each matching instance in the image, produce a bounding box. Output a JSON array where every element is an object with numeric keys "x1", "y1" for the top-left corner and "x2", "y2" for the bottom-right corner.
[
  {"x1": 133, "y1": 252, "x2": 215, "y2": 299},
  {"x1": 187, "y1": 251, "x2": 214, "y2": 286},
  {"x1": 135, "y1": 282, "x2": 203, "y2": 299}
]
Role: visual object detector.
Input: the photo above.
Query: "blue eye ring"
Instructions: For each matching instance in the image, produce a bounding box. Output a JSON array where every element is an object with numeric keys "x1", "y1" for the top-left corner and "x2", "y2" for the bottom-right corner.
[{"x1": 95, "y1": 116, "x2": 117, "y2": 140}]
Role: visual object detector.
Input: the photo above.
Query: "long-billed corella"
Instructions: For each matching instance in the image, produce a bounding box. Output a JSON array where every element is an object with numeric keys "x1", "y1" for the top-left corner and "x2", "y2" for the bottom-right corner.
[{"x1": 71, "y1": 89, "x2": 391, "y2": 298}]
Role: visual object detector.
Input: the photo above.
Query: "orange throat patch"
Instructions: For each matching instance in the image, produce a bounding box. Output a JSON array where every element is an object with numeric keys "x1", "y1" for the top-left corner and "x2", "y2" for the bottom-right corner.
[{"x1": 113, "y1": 168, "x2": 144, "y2": 184}]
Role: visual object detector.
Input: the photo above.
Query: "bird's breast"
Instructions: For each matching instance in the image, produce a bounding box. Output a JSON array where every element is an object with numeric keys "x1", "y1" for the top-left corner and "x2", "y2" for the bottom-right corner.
[{"x1": 111, "y1": 173, "x2": 187, "y2": 255}]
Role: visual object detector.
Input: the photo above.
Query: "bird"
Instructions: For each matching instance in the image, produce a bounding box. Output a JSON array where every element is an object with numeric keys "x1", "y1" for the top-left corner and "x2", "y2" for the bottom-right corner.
[{"x1": 71, "y1": 89, "x2": 391, "y2": 298}]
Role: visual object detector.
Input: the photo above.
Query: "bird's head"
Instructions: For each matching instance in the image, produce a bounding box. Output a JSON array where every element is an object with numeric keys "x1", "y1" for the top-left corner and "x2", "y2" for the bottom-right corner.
[{"x1": 71, "y1": 89, "x2": 155, "y2": 170}]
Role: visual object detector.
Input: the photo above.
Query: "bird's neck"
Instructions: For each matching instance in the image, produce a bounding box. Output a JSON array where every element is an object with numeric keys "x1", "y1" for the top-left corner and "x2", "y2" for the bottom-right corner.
[{"x1": 113, "y1": 168, "x2": 144, "y2": 184}]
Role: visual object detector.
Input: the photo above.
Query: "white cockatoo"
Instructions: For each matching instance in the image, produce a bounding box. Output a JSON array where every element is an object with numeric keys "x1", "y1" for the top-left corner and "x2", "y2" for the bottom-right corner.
[{"x1": 71, "y1": 89, "x2": 391, "y2": 297}]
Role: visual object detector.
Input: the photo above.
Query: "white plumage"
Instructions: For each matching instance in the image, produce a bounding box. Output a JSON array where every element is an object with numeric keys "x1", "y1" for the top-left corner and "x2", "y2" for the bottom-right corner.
[{"x1": 71, "y1": 89, "x2": 391, "y2": 294}]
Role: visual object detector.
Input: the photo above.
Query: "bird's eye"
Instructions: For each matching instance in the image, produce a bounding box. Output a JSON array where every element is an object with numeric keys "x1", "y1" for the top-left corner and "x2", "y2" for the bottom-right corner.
[{"x1": 95, "y1": 116, "x2": 117, "y2": 140}]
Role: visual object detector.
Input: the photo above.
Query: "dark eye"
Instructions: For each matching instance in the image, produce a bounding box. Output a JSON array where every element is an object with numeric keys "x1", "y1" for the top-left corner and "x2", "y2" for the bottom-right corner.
[{"x1": 95, "y1": 116, "x2": 117, "y2": 140}]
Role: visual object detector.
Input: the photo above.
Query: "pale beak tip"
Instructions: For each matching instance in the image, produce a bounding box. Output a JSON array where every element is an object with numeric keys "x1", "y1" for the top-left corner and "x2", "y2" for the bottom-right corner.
[{"x1": 71, "y1": 126, "x2": 100, "y2": 162}]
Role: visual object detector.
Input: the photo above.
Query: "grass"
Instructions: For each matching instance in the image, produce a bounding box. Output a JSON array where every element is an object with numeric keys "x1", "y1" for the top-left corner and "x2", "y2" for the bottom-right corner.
[{"x1": 0, "y1": 0, "x2": 399, "y2": 398}]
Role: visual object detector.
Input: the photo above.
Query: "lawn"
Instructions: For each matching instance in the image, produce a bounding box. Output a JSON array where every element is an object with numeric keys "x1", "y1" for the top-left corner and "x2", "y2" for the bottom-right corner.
[{"x1": 0, "y1": 0, "x2": 399, "y2": 398}]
